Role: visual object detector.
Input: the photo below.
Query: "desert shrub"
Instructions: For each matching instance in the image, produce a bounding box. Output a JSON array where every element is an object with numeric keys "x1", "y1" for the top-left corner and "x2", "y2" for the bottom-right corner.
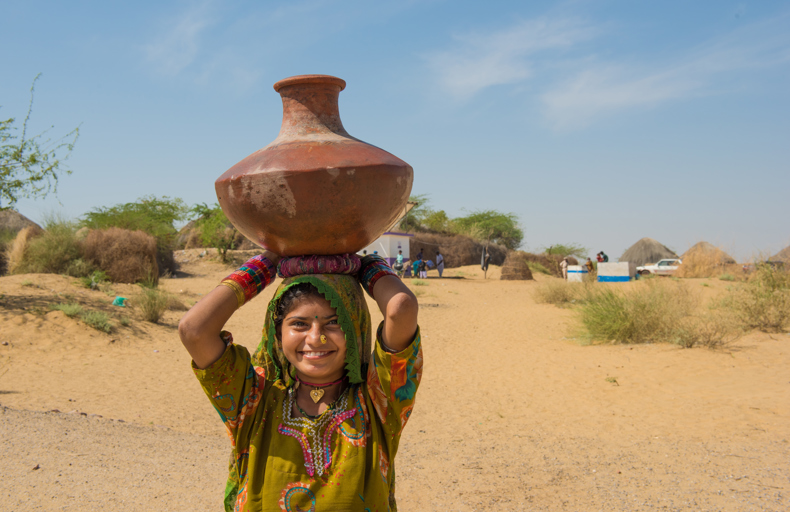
[
  {"x1": 533, "y1": 279, "x2": 581, "y2": 306},
  {"x1": 411, "y1": 280, "x2": 427, "y2": 286},
  {"x1": 166, "y1": 295, "x2": 189, "y2": 311},
  {"x1": 719, "y1": 273, "x2": 735, "y2": 282},
  {"x1": 137, "y1": 287, "x2": 169, "y2": 323},
  {"x1": 82, "y1": 227, "x2": 159, "y2": 284},
  {"x1": 49, "y1": 302, "x2": 83, "y2": 318},
  {"x1": 81, "y1": 196, "x2": 188, "y2": 275},
  {"x1": 80, "y1": 311, "x2": 113, "y2": 333},
  {"x1": 79, "y1": 269, "x2": 109, "y2": 289},
  {"x1": 724, "y1": 263, "x2": 790, "y2": 332},
  {"x1": 10, "y1": 218, "x2": 86, "y2": 275},
  {"x1": 578, "y1": 280, "x2": 741, "y2": 347}
]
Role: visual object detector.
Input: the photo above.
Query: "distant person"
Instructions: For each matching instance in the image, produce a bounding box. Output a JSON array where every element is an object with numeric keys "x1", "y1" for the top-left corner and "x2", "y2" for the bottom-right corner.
[
  {"x1": 418, "y1": 258, "x2": 428, "y2": 279},
  {"x1": 394, "y1": 250, "x2": 405, "y2": 278},
  {"x1": 416, "y1": 248, "x2": 423, "y2": 261},
  {"x1": 435, "y1": 251, "x2": 444, "y2": 278},
  {"x1": 585, "y1": 257, "x2": 594, "y2": 274},
  {"x1": 601, "y1": 251, "x2": 609, "y2": 262},
  {"x1": 596, "y1": 252, "x2": 603, "y2": 263},
  {"x1": 560, "y1": 257, "x2": 569, "y2": 280},
  {"x1": 412, "y1": 258, "x2": 420, "y2": 278},
  {"x1": 362, "y1": 250, "x2": 367, "y2": 256}
]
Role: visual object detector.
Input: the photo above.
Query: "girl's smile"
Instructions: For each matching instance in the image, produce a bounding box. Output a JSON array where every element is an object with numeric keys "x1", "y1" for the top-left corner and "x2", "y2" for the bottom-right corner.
[{"x1": 280, "y1": 295, "x2": 347, "y2": 383}]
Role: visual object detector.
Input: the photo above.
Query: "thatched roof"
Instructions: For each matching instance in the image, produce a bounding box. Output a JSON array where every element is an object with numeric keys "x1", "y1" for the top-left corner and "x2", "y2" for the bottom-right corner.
[
  {"x1": 682, "y1": 242, "x2": 736, "y2": 264},
  {"x1": 772, "y1": 245, "x2": 790, "y2": 264},
  {"x1": 500, "y1": 252, "x2": 534, "y2": 281},
  {"x1": 619, "y1": 238, "x2": 678, "y2": 267},
  {"x1": 0, "y1": 210, "x2": 41, "y2": 233}
]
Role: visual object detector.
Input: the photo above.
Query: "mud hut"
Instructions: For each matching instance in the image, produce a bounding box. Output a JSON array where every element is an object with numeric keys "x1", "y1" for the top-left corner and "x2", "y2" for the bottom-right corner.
[
  {"x1": 681, "y1": 242, "x2": 735, "y2": 265},
  {"x1": 619, "y1": 238, "x2": 678, "y2": 267},
  {"x1": 500, "y1": 251, "x2": 534, "y2": 281}
]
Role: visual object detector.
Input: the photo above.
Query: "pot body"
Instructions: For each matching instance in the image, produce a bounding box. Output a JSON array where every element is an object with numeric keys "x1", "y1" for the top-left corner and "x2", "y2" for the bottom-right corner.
[{"x1": 215, "y1": 75, "x2": 413, "y2": 256}]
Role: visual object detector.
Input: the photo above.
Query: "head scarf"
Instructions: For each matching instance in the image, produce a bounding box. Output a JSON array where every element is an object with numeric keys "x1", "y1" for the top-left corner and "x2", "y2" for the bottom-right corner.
[{"x1": 252, "y1": 274, "x2": 372, "y2": 388}]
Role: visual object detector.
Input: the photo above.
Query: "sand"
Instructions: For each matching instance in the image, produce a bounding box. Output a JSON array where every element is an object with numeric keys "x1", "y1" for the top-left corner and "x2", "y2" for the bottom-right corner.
[{"x1": 1, "y1": 250, "x2": 788, "y2": 511}]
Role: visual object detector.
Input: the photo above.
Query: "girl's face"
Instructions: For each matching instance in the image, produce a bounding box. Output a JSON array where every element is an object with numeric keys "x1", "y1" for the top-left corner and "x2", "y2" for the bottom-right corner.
[{"x1": 280, "y1": 294, "x2": 347, "y2": 383}]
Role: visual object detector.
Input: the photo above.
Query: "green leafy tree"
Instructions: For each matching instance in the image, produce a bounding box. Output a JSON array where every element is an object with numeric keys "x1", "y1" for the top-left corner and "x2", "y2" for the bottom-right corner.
[
  {"x1": 1, "y1": 74, "x2": 79, "y2": 210},
  {"x1": 82, "y1": 195, "x2": 190, "y2": 247},
  {"x1": 453, "y1": 210, "x2": 523, "y2": 250},
  {"x1": 398, "y1": 194, "x2": 432, "y2": 232},
  {"x1": 543, "y1": 243, "x2": 588, "y2": 258},
  {"x1": 191, "y1": 203, "x2": 238, "y2": 263}
]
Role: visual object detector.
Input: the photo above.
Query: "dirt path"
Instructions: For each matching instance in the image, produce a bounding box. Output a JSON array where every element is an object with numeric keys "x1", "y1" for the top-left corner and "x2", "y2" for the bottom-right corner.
[{"x1": 1, "y1": 253, "x2": 788, "y2": 510}]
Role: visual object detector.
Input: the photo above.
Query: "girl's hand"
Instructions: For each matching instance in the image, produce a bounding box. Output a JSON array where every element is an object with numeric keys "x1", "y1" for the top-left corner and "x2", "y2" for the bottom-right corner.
[{"x1": 179, "y1": 250, "x2": 281, "y2": 369}]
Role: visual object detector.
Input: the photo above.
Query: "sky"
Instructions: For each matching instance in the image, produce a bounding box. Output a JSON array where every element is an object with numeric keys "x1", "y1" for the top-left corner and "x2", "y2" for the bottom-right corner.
[{"x1": 1, "y1": 0, "x2": 788, "y2": 261}]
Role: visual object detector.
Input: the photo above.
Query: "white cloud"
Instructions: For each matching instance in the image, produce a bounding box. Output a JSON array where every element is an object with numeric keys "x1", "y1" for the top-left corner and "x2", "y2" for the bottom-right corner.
[
  {"x1": 542, "y1": 14, "x2": 790, "y2": 130},
  {"x1": 145, "y1": 2, "x2": 213, "y2": 76},
  {"x1": 425, "y1": 17, "x2": 598, "y2": 100}
]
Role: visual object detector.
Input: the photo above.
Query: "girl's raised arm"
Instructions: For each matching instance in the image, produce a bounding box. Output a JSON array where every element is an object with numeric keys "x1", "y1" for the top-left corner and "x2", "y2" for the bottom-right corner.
[
  {"x1": 370, "y1": 274, "x2": 419, "y2": 353},
  {"x1": 179, "y1": 250, "x2": 280, "y2": 369}
]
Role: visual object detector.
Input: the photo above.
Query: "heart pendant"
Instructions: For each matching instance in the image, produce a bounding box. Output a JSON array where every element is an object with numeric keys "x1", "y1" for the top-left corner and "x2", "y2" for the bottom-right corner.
[{"x1": 309, "y1": 389, "x2": 324, "y2": 403}]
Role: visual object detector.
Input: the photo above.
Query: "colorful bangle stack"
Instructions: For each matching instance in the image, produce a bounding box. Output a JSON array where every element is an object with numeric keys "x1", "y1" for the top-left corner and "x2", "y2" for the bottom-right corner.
[
  {"x1": 277, "y1": 253, "x2": 361, "y2": 278},
  {"x1": 357, "y1": 254, "x2": 397, "y2": 297},
  {"x1": 220, "y1": 255, "x2": 277, "y2": 307}
]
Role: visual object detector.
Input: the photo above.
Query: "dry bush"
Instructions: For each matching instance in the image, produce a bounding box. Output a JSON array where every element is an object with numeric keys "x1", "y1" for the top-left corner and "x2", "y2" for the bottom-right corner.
[
  {"x1": 724, "y1": 263, "x2": 790, "y2": 333},
  {"x1": 136, "y1": 287, "x2": 170, "y2": 323},
  {"x1": 8, "y1": 221, "x2": 87, "y2": 275},
  {"x1": 500, "y1": 251, "x2": 534, "y2": 280},
  {"x1": 166, "y1": 295, "x2": 189, "y2": 311},
  {"x1": 578, "y1": 280, "x2": 740, "y2": 347},
  {"x1": 411, "y1": 233, "x2": 507, "y2": 268},
  {"x1": 83, "y1": 228, "x2": 159, "y2": 284}
]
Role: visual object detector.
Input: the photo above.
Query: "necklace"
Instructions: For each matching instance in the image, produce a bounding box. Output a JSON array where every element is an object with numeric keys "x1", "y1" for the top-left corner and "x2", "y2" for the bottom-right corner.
[
  {"x1": 294, "y1": 391, "x2": 342, "y2": 419},
  {"x1": 296, "y1": 376, "x2": 345, "y2": 403}
]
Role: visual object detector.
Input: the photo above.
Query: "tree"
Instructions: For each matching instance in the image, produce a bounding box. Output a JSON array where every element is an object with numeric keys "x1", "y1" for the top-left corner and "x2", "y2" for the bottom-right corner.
[
  {"x1": 453, "y1": 210, "x2": 523, "y2": 250},
  {"x1": 1, "y1": 74, "x2": 79, "y2": 210},
  {"x1": 191, "y1": 203, "x2": 238, "y2": 263},
  {"x1": 82, "y1": 195, "x2": 190, "y2": 248},
  {"x1": 543, "y1": 243, "x2": 588, "y2": 258}
]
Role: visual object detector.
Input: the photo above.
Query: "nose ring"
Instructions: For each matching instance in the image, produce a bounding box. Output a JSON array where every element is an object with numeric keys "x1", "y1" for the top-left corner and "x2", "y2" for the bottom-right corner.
[{"x1": 320, "y1": 334, "x2": 327, "y2": 344}]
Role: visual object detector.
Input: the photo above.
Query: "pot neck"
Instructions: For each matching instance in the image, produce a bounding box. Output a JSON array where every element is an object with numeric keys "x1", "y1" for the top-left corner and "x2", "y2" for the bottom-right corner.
[{"x1": 275, "y1": 81, "x2": 350, "y2": 140}]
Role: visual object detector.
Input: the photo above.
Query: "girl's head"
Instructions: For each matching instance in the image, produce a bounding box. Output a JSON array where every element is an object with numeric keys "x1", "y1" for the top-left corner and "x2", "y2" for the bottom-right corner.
[
  {"x1": 254, "y1": 274, "x2": 372, "y2": 388},
  {"x1": 274, "y1": 283, "x2": 347, "y2": 383}
]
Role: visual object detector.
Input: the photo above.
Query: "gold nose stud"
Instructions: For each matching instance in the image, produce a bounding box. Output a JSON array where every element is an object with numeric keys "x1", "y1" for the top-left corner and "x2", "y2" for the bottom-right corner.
[{"x1": 320, "y1": 335, "x2": 328, "y2": 344}]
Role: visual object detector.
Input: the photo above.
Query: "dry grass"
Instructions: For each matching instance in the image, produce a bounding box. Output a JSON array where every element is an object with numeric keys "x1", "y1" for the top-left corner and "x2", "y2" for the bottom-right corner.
[
  {"x1": 724, "y1": 263, "x2": 790, "y2": 333},
  {"x1": 578, "y1": 280, "x2": 740, "y2": 348},
  {"x1": 5, "y1": 225, "x2": 44, "y2": 274},
  {"x1": 136, "y1": 287, "x2": 170, "y2": 323},
  {"x1": 83, "y1": 228, "x2": 159, "y2": 284},
  {"x1": 533, "y1": 279, "x2": 584, "y2": 306},
  {"x1": 676, "y1": 248, "x2": 738, "y2": 278}
]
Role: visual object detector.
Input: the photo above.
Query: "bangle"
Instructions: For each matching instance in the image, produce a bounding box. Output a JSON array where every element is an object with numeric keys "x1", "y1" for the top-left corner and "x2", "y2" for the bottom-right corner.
[
  {"x1": 358, "y1": 254, "x2": 397, "y2": 297},
  {"x1": 220, "y1": 255, "x2": 277, "y2": 308},
  {"x1": 277, "y1": 253, "x2": 361, "y2": 278}
]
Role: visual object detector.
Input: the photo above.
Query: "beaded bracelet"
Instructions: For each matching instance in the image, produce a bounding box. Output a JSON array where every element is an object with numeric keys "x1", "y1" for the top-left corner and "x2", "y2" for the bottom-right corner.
[
  {"x1": 219, "y1": 255, "x2": 277, "y2": 308},
  {"x1": 277, "y1": 253, "x2": 361, "y2": 278},
  {"x1": 357, "y1": 254, "x2": 398, "y2": 297}
]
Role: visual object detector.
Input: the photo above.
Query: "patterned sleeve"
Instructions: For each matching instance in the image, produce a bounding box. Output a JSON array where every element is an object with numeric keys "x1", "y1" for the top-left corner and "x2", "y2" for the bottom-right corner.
[
  {"x1": 192, "y1": 333, "x2": 267, "y2": 448},
  {"x1": 366, "y1": 323, "x2": 423, "y2": 452}
]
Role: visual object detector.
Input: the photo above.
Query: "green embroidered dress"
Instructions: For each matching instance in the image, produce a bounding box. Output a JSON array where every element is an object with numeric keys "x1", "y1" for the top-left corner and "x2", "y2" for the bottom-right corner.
[{"x1": 193, "y1": 274, "x2": 423, "y2": 512}]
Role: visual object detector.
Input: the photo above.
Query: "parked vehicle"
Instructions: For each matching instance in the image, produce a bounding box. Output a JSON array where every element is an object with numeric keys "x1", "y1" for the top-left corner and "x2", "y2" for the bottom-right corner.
[{"x1": 636, "y1": 259, "x2": 682, "y2": 276}]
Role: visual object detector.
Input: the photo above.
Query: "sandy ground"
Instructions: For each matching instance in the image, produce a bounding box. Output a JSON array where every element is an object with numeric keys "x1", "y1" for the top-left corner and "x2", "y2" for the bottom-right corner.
[{"x1": 1, "y1": 250, "x2": 788, "y2": 511}]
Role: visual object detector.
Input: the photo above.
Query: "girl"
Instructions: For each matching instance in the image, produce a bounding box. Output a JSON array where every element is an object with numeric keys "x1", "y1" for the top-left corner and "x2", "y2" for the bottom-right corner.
[{"x1": 179, "y1": 251, "x2": 422, "y2": 512}]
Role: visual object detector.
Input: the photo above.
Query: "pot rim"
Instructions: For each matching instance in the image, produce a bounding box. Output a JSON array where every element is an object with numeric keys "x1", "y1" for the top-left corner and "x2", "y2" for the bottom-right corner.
[{"x1": 273, "y1": 74, "x2": 346, "y2": 92}]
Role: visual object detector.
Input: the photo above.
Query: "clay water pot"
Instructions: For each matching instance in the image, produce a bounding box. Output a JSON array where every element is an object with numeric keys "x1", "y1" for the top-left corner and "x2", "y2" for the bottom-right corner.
[{"x1": 215, "y1": 74, "x2": 413, "y2": 256}]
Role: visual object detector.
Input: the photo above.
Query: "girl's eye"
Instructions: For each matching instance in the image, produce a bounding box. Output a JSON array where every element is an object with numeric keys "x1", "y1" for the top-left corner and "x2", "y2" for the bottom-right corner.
[{"x1": 327, "y1": 319, "x2": 338, "y2": 325}]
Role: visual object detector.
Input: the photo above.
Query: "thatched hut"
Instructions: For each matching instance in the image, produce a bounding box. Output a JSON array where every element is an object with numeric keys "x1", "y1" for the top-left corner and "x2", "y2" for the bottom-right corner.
[
  {"x1": 0, "y1": 209, "x2": 41, "y2": 234},
  {"x1": 681, "y1": 242, "x2": 735, "y2": 264},
  {"x1": 500, "y1": 252, "x2": 534, "y2": 281},
  {"x1": 619, "y1": 238, "x2": 678, "y2": 267},
  {"x1": 772, "y1": 245, "x2": 790, "y2": 264}
]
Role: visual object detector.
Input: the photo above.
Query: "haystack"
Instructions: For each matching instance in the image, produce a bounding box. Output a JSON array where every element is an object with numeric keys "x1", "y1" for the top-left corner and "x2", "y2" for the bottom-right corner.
[
  {"x1": 411, "y1": 233, "x2": 507, "y2": 268},
  {"x1": 500, "y1": 252, "x2": 534, "y2": 280},
  {"x1": 619, "y1": 238, "x2": 678, "y2": 267},
  {"x1": 681, "y1": 242, "x2": 735, "y2": 264},
  {"x1": 83, "y1": 228, "x2": 159, "y2": 284}
]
